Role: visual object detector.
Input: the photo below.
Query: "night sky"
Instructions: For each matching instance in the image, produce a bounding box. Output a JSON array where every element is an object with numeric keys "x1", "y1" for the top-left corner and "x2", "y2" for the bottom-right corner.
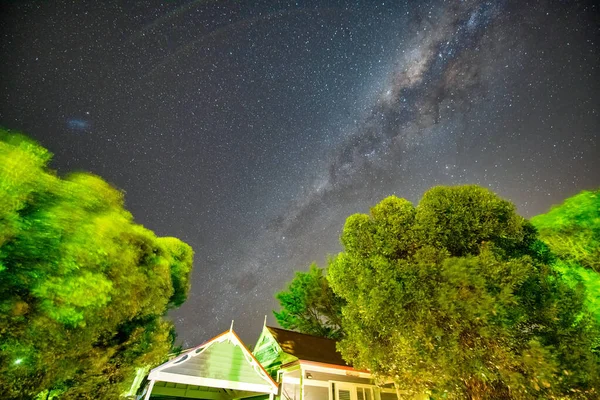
[{"x1": 1, "y1": 0, "x2": 598, "y2": 346}]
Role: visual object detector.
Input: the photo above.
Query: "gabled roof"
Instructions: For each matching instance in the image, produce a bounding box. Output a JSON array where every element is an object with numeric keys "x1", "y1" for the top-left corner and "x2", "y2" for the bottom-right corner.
[
  {"x1": 265, "y1": 326, "x2": 348, "y2": 367},
  {"x1": 147, "y1": 329, "x2": 278, "y2": 397}
]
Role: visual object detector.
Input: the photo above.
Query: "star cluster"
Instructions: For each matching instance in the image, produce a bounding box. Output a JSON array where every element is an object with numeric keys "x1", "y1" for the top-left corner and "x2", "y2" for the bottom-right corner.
[{"x1": 1, "y1": 0, "x2": 598, "y2": 345}]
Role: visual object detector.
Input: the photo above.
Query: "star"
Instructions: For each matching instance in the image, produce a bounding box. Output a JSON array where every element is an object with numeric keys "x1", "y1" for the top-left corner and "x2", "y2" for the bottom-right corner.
[{"x1": 0, "y1": 0, "x2": 597, "y2": 344}]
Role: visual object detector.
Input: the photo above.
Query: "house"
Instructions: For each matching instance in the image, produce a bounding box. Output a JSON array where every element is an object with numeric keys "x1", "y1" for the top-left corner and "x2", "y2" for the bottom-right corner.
[
  {"x1": 141, "y1": 324, "x2": 400, "y2": 400},
  {"x1": 253, "y1": 325, "x2": 400, "y2": 400},
  {"x1": 142, "y1": 328, "x2": 278, "y2": 399}
]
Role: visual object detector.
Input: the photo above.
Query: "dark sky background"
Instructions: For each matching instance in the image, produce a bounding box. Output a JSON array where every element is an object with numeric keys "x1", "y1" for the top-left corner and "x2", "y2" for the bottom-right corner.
[{"x1": 1, "y1": 0, "x2": 598, "y2": 346}]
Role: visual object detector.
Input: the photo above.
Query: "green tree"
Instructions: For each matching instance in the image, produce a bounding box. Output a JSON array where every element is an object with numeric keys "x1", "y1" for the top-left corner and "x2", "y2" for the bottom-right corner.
[
  {"x1": 328, "y1": 186, "x2": 600, "y2": 399},
  {"x1": 531, "y1": 189, "x2": 600, "y2": 322},
  {"x1": 531, "y1": 189, "x2": 599, "y2": 272},
  {"x1": 0, "y1": 130, "x2": 194, "y2": 399},
  {"x1": 274, "y1": 263, "x2": 344, "y2": 339}
]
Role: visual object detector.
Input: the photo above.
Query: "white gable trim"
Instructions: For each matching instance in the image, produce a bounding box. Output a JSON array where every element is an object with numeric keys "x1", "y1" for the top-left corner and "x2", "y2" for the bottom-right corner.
[{"x1": 148, "y1": 329, "x2": 278, "y2": 395}]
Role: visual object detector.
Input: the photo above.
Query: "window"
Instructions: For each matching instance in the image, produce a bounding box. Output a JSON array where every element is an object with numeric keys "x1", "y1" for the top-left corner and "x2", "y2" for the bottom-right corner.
[
  {"x1": 357, "y1": 387, "x2": 373, "y2": 400},
  {"x1": 332, "y1": 383, "x2": 376, "y2": 400},
  {"x1": 334, "y1": 383, "x2": 354, "y2": 400}
]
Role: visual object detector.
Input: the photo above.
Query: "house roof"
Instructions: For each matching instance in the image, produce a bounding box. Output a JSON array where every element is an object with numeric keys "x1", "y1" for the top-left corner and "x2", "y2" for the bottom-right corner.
[
  {"x1": 266, "y1": 326, "x2": 348, "y2": 367},
  {"x1": 147, "y1": 329, "x2": 278, "y2": 397}
]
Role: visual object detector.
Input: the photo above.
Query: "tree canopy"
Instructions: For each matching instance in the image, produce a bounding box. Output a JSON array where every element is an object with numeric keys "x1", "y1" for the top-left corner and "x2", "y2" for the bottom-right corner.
[
  {"x1": 0, "y1": 130, "x2": 194, "y2": 399},
  {"x1": 531, "y1": 189, "x2": 599, "y2": 273},
  {"x1": 531, "y1": 189, "x2": 600, "y2": 323},
  {"x1": 327, "y1": 185, "x2": 599, "y2": 399},
  {"x1": 274, "y1": 263, "x2": 344, "y2": 340}
]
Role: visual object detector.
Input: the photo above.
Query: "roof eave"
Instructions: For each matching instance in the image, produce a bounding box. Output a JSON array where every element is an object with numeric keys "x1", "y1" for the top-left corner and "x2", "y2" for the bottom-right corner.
[{"x1": 280, "y1": 359, "x2": 373, "y2": 379}]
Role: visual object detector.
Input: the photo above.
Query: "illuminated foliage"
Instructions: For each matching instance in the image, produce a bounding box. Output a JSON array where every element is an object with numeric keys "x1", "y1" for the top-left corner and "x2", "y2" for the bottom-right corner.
[
  {"x1": 274, "y1": 263, "x2": 344, "y2": 340},
  {"x1": 532, "y1": 189, "x2": 600, "y2": 322},
  {"x1": 531, "y1": 189, "x2": 599, "y2": 272},
  {"x1": 328, "y1": 186, "x2": 600, "y2": 399},
  {"x1": 0, "y1": 129, "x2": 194, "y2": 399}
]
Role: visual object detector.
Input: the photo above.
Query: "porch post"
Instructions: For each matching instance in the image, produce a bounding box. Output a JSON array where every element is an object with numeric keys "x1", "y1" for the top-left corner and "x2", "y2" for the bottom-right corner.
[
  {"x1": 299, "y1": 367, "x2": 304, "y2": 400},
  {"x1": 143, "y1": 379, "x2": 155, "y2": 400}
]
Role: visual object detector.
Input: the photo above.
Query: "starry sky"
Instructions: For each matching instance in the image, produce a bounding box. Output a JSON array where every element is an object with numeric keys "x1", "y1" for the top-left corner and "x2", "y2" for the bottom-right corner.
[{"x1": 1, "y1": 0, "x2": 598, "y2": 346}]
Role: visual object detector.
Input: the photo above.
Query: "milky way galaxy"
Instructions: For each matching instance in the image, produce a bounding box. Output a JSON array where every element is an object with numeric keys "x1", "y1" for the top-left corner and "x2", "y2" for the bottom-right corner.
[
  {"x1": 277, "y1": 0, "x2": 509, "y2": 236},
  {"x1": 1, "y1": 0, "x2": 598, "y2": 345}
]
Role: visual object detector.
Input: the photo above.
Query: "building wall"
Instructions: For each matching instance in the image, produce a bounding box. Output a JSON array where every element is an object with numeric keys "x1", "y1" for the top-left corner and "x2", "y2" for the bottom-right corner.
[{"x1": 278, "y1": 366, "x2": 398, "y2": 400}]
